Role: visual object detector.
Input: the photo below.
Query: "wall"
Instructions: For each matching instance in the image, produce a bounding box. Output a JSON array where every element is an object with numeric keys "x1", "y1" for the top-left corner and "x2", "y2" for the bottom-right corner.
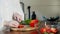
[{"x1": 20, "y1": 0, "x2": 60, "y2": 20}]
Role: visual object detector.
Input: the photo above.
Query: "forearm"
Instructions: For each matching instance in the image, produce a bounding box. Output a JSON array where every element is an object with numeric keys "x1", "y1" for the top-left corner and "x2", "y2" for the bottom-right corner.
[
  {"x1": 0, "y1": 21, "x2": 10, "y2": 31},
  {"x1": 2, "y1": 20, "x2": 19, "y2": 31}
]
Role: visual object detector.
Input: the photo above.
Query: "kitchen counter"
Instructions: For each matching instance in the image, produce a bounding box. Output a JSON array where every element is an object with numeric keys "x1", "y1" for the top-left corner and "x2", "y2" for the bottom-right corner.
[
  {"x1": 0, "y1": 30, "x2": 60, "y2": 34},
  {"x1": 0, "y1": 30, "x2": 39, "y2": 34},
  {"x1": 0, "y1": 22, "x2": 60, "y2": 34}
]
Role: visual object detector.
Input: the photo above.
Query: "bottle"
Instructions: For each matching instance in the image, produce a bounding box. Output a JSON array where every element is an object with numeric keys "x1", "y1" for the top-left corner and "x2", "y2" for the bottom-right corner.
[{"x1": 32, "y1": 11, "x2": 36, "y2": 20}]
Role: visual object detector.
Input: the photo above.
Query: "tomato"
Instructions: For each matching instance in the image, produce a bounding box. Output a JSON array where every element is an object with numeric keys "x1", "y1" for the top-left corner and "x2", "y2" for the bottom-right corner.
[
  {"x1": 40, "y1": 27, "x2": 58, "y2": 34},
  {"x1": 30, "y1": 19, "x2": 39, "y2": 24},
  {"x1": 46, "y1": 29, "x2": 51, "y2": 33},
  {"x1": 34, "y1": 19, "x2": 39, "y2": 23},
  {"x1": 18, "y1": 25, "x2": 24, "y2": 28},
  {"x1": 40, "y1": 28, "x2": 52, "y2": 34},
  {"x1": 30, "y1": 19, "x2": 39, "y2": 27},
  {"x1": 51, "y1": 28, "x2": 58, "y2": 33},
  {"x1": 40, "y1": 28, "x2": 46, "y2": 33},
  {"x1": 30, "y1": 23, "x2": 35, "y2": 27}
]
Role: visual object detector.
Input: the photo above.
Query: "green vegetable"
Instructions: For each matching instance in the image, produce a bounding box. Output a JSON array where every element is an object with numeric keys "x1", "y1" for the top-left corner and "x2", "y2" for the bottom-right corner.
[
  {"x1": 20, "y1": 19, "x2": 31, "y2": 25},
  {"x1": 44, "y1": 32, "x2": 48, "y2": 34},
  {"x1": 24, "y1": 19, "x2": 31, "y2": 25}
]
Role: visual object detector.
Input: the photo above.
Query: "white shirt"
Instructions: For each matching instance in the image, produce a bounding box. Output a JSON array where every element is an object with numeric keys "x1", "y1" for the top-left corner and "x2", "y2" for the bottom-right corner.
[{"x1": 0, "y1": 0, "x2": 24, "y2": 31}]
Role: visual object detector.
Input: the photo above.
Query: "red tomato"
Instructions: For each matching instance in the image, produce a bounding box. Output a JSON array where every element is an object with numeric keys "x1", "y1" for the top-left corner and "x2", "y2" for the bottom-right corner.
[
  {"x1": 30, "y1": 19, "x2": 39, "y2": 27},
  {"x1": 46, "y1": 29, "x2": 51, "y2": 33},
  {"x1": 34, "y1": 19, "x2": 39, "y2": 23},
  {"x1": 40, "y1": 28, "x2": 46, "y2": 33},
  {"x1": 30, "y1": 23, "x2": 35, "y2": 27},
  {"x1": 51, "y1": 28, "x2": 58, "y2": 33},
  {"x1": 30, "y1": 19, "x2": 39, "y2": 24},
  {"x1": 18, "y1": 25, "x2": 24, "y2": 28}
]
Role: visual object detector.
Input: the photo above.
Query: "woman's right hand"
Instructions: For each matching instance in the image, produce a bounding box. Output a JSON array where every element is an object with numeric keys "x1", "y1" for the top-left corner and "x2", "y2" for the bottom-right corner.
[{"x1": 9, "y1": 21, "x2": 19, "y2": 28}]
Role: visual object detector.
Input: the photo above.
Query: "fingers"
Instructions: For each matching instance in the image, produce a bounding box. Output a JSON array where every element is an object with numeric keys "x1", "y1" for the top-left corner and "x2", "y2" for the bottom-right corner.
[
  {"x1": 9, "y1": 24, "x2": 17, "y2": 27},
  {"x1": 9, "y1": 21, "x2": 19, "y2": 28},
  {"x1": 13, "y1": 13, "x2": 22, "y2": 22},
  {"x1": 17, "y1": 17, "x2": 21, "y2": 22},
  {"x1": 16, "y1": 16, "x2": 22, "y2": 22}
]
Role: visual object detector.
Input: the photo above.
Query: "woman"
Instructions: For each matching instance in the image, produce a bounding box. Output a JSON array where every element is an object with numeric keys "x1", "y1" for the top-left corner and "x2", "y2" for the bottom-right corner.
[{"x1": 0, "y1": 0, "x2": 24, "y2": 31}]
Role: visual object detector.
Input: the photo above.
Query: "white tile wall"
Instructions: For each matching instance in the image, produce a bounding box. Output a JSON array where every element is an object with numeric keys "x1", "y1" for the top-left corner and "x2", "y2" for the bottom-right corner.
[{"x1": 20, "y1": 0, "x2": 60, "y2": 20}]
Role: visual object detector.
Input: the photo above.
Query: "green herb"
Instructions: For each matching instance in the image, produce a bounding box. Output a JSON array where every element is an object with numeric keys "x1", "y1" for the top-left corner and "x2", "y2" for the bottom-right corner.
[
  {"x1": 20, "y1": 19, "x2": 31, "y2": 25},
  {"x1": 44, "y1": 32, "x2": 48, "y2": 34}
]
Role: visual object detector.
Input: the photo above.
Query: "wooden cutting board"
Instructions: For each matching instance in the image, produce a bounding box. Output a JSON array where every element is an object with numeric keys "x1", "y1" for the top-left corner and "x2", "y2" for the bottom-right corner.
[{"x1": 11, "y1": 27, "x2": 38, "y2": 32}]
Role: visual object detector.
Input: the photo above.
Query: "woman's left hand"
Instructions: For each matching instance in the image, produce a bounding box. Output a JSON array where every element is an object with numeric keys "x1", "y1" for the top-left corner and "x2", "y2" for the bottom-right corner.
[{"x1": 13, "y1": 13, "x2": 22, "y2": 22}]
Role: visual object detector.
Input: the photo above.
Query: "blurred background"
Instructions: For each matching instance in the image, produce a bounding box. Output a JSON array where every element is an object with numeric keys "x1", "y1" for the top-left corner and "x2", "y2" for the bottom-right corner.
[{"x1": 20, "y1": 0, "x2": 60, "y2": 20}]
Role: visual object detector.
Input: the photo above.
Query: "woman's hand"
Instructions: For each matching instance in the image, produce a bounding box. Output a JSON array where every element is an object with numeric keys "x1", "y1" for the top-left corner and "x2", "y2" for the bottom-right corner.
[
  {"x1": 13, "y1": 13, "x2": 22, "y2": 22},
  {"x1": 9, "y1": 21, "x2": 19, "y2": 28}
]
